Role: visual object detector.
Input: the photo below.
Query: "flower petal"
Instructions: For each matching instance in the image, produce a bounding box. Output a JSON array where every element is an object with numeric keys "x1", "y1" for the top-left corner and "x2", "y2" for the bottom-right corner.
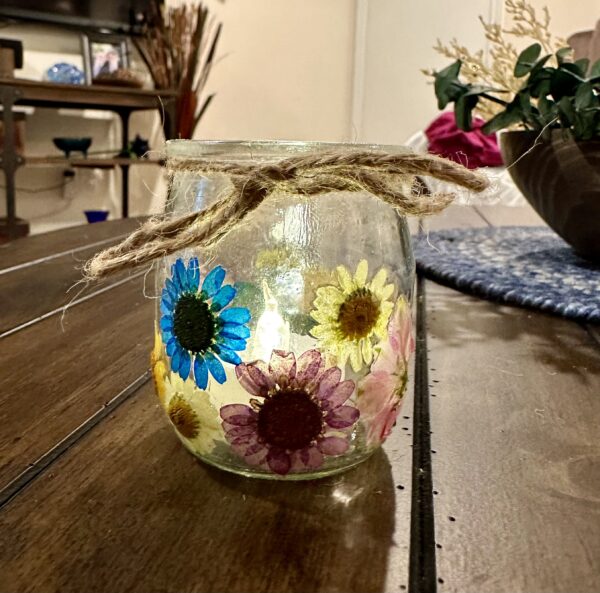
[
  {"x1": 214, "y1": 345, "x2": 241, "y2": 365},
  {"x1": 210, "y1": 285, "x2": 236, "y2": 312},
  {"x1": 370, "y1": 267, "x2": 388, "y2": 294},
  {"x1": 354, "y1": 259, "x2": 368, "y2": 287},
  {"x1": 336, "y1": 264, "x2": 355, "y2": 293},
  {"x1": 267, "y1": 449, "x2": 292, "y2": 475},
  {"x1": 171, "y1": 347, "x2": 182, "y2": 373},
  {"x1": 221, "y1": 336, "x2": 247, "y2": 352},
  {"x1": 318, "y1": 436, "x2": 349, "y2": 456},
  {"x1": 268, "y1": 350, "x2": 296, "y2": 385},
  {"x1": 221, "y1": 323, "x2": 251, "y2": 340},
  {"x1": 193, "y1": 355, "x2": 209, "y2": 389},
  {"x1": 380, "y1": 283, "x2": 395, "y2": 301},
  {"x1": 295, "y1": 349, "x2": 324, "y2": 387},
  {"x1": 349, "y1": 344, "x2": 363, "y2": 372},
  {"x1": 326, "y1": 404, "x2": 360, "y2": 428},
  {"x1": 172, "y1": 259, "x2": 187, "y2": 290},
  {"x1": 362, "y1": 338, "x2": 374, "y2": 365},
  {"x1": 220, "y1": 307, "x2": 251, "y2": 325},
  {"x1": 205, "y1": 352, "x2": 226, "y2": 384},
  {"x1": 225, "y1": 425, "x2": 257, "y2": 438},
  {"x1": 178, "y1": 349, "x2": 191, "y2": 380},
  {"x1": 291, "y1": 446, "x2": 324, "y2": 470},
  {"x1": 244, "y1": 443, "x2": 268, "y2": 467},
  {"x1": 317, "y1": 366, "x2": 342, "y2": 400},
  {"x1": 325, "y1": 379, "x2": 355, "y2": 409},
  {"x1": 202, "y1": 266, "x2": 226, "y2": 298},
  {"x1": 166, "y1": 336, "x2": 178, "y2": 356},
  {"x1": 165, "y1": 278, "x2": 179, "y2": 300},
  {"x1": 221, "y1": 404, "x2": 258, "y2": 426},
  {"x1": 187, "y1": 257, "x2": 200, "y2": 291},
  {"x1": 160, "y1": 316, "x2": 173, "y2": 331},
  {"x1": 235, "y1": 362, "x2": 272, "y2": 397}
]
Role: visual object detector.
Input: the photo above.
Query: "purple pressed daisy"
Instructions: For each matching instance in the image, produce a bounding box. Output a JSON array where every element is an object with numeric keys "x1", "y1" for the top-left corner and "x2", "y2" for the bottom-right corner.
[{"x1": 220, "y1": 349, "x2": 360, "y2": 475}]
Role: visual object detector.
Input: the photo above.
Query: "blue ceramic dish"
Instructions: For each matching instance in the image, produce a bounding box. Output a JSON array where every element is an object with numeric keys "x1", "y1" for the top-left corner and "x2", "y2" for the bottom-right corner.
[
  {"x1": 84, "y1": 210, "x2": 109, "y2": 224},
  {"x1": 53, "y1": 137, "x2": 92, "y2": 158}
]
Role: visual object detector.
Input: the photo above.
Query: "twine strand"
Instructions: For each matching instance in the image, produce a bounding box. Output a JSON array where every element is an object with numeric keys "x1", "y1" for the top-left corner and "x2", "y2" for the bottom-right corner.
[{"x1": 84, "y1": 149, "x2": 488, "y2": 280}]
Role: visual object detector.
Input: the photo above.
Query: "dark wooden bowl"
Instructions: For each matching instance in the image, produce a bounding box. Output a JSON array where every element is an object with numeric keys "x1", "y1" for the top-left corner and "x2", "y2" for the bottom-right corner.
[{"x1": 500, "y1": 130, "x2": 600, "y2": 262}]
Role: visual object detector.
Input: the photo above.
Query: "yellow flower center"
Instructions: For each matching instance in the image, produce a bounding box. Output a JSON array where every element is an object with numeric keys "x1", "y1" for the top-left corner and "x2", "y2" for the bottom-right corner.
[
  {"x1": 167, "y1": 395, "x2": 200, "y2": 439},
  {"x1": 337, "y1": 288, "x2": 380, "y2": 340}
]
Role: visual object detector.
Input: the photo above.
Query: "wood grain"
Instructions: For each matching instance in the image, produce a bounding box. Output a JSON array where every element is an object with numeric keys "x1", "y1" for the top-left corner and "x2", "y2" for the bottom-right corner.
[
  {"x1": 0, "y1": 218, "x2": 143, "y2": 272},
  {"x1": 0, "y1": 381, "x2": 415, "y2": 593},
  {"x1": 0, "y1": 242, "x2": 143, "y2": 335},
  {"x1": 426, "y1": 282, "x2": 600, "y2": 592},
  {"x1": 0, "y1": 277, "x2": 153, "y2": 490}
]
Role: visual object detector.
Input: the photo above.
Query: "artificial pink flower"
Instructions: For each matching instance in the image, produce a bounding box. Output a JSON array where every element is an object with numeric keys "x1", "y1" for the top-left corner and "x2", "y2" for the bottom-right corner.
[
  {"x1": 426, "y1": 111, "x2": 503, "y2": 169},
  {"x1": 220, "y1": 349, "x2": 359, "y2": 475},
  {"x1": 358, "y1": 298, "x2": 415, "y2": 446}
]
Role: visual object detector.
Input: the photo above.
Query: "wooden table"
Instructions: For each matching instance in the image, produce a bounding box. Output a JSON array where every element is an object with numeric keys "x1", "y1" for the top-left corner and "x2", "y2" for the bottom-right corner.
[{"x1": 0, "y1": 206, "x2": 598, "y2": 593}]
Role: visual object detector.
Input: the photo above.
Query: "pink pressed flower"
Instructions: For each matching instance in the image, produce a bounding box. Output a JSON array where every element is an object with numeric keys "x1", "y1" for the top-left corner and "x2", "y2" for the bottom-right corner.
[
  {"x1": 358, "y1": 298, "x2": 415, "y2": 446},
  {"x1": 220, "y1": 349, "x2": 359, "y2": 475}
]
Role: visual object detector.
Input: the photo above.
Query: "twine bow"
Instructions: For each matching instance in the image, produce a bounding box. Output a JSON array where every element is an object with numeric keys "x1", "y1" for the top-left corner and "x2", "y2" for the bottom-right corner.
[{"x1": 84, "y1": 149, "x2": 488, "y2": 280}]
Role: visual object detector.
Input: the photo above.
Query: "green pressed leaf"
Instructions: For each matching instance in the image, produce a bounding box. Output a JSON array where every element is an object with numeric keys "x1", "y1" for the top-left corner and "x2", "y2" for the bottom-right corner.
[{"x1": 515, "y1": 43, "x2": 542, "y2": 77}]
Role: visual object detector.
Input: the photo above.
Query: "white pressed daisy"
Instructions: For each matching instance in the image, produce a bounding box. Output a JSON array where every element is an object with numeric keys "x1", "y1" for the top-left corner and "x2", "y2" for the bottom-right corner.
[{"x1": 162, "y1": 372, "x2": 222, "y2": 455}]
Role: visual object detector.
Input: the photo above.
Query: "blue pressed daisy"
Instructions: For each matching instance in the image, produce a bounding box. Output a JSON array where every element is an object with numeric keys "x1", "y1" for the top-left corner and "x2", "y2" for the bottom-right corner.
[{"x1": 160, "y1": 257, "x2": 251, "y2": 389}]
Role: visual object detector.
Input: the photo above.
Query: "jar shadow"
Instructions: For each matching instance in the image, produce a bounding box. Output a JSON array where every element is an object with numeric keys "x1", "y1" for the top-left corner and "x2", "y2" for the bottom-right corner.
[{"x1": 195, "y1": 448, "x2": 396, "y2": 593}]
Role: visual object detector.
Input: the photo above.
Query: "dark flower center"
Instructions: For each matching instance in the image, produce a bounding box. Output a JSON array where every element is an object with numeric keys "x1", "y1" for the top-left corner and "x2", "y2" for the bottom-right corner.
[
  {"x1": 173, "y1": 293, "x2": 216, "y2": 354},
  {"x1": 257, "y1": 389, "x2": 323, "y2": 451},
  {"x1": 337, "y1": 288, "x2": 380, "y2": 340}
]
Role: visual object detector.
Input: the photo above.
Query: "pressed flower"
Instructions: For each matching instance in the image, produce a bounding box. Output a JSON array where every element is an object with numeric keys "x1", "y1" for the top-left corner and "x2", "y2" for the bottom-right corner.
[
  {"x1": 357, "y1": 297, "x2": 415, "y2": 446},
  {"x1": 151, "y1": 330, "x2": 168, "y2": 405},
  {"x1": 160, "y1": 258, "x2": 251, "y2": 389},
  {"x1": 310, "y1": 260, "x2": 395, "y2": 372},
  {"x1": 163, "y1": 372, "x2": 222, "y2": 454},
  {"x1": 220, "y1": 349, "x2": 360, "y2": 475}
]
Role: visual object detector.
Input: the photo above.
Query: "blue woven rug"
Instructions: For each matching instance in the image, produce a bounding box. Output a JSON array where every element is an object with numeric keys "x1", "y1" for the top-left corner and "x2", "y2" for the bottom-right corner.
[{"x1": 414, "y1": 226, "x2": 600, "y2": 323}]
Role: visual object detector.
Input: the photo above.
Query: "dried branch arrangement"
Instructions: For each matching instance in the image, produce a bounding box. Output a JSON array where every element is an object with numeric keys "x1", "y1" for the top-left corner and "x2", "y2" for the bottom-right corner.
[
  {"x1": 134, "y1": 0, "x2": 222, "y2": 139},
  {"x1": 423, "y1": 0, "x2": 566, "y2": 119}
]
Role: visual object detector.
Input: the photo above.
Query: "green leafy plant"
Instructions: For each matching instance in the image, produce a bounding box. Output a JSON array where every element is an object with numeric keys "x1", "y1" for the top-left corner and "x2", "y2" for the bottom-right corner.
[{"x1": 433, "y1": 44, "x2": 600, "y2": 141}]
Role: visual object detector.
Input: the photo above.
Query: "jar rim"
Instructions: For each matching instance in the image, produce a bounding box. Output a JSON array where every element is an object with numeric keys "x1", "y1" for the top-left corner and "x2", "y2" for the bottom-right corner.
[{"x1": 166, "y1": 139, "x2": 410, "y2": 159}]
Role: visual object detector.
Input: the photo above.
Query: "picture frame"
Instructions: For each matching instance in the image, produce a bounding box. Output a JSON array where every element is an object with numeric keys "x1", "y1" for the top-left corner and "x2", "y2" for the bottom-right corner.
[{"x1": 81, "y1": 33, "x2": 129, "y2": 85}]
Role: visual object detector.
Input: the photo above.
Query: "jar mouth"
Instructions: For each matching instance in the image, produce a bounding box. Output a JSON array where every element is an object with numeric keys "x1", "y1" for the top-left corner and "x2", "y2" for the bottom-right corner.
[{"x1": 165, "y1": 139, "x2": 411, "y2": 160}]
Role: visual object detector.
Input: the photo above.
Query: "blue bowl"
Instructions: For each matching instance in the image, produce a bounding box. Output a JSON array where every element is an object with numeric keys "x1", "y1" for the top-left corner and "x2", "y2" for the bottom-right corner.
[
  {"x1": 53, "y1": 137, "x2": 92, "y2": 158},
  {"x1": 84, "y1": 210, "x2": 109, "y2": 224}
]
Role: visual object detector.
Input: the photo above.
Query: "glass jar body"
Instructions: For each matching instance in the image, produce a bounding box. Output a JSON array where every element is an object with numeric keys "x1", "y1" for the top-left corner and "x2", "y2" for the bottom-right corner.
[{"x1": 152, "y1": 141, "x2": 415, "y2": 480}]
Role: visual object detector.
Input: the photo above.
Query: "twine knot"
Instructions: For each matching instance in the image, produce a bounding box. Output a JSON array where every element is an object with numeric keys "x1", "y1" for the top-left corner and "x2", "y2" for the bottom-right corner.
[{"x1": 84, "y1": 148, "x2": 489, "y2": 280}]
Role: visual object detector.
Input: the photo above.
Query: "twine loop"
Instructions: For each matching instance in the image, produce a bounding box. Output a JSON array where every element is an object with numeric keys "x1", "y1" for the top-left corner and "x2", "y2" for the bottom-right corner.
[{"x1": 84, "y1": 149, "x2": 489, "y2": 280}]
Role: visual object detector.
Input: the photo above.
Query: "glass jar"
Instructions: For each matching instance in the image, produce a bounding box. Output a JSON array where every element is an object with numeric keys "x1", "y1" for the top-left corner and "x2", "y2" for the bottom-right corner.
[{"x1": 151, "y1": 140, "x2": 415, "y2": 479}]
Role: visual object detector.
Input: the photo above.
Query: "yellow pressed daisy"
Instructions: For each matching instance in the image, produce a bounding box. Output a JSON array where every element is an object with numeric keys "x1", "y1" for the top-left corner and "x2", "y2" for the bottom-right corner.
[
  {"x1": 310, "y1": 259, "x2": 395, "y2": 372},
  {"x1": 163, "y1": 372, "x2": 222, "y2": 455},
  {"x1": 151, "y1": 330, "x2": 168, "y2": 405}
]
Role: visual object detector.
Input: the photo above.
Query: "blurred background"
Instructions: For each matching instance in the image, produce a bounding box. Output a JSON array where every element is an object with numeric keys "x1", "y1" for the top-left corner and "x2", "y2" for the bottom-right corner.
[{"x1": 0, "y1": 0, "x2": 597, "y2": 234}]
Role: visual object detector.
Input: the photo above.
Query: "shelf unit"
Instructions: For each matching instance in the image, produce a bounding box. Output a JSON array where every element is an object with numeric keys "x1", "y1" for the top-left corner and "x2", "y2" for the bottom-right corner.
[
  {"x1": 0, "y1": 77, "x2": 177, "y2": 239},
  {"x1": 24, "y1": 156, "x2": 164, "y2": 168}
]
